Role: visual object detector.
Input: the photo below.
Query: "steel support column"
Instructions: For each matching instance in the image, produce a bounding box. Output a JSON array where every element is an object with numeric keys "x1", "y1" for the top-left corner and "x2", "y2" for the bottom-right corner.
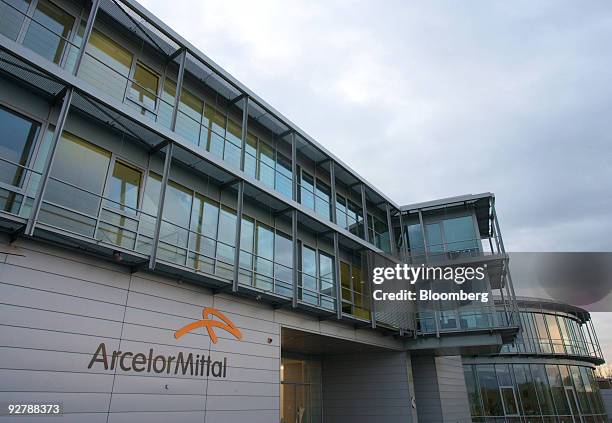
[
  {"x1": 398, "y1": 211, "x2": 409, "y2": 262},
  {"x1": 386, "y1": 203, "x2": 395, "y2": 255},
  {"x1": 330, "y1": 162, "x2": 337, "y2": 224},
  {"x1": 367, "y1": 251, "x2": 376, "y2": 329},
  {"x1": 239, "y1": 96, "x2": 249, "y2": 171},
  {"x1": 360, "y1": 184, "x2": 369, "y2": 243},
  {"x1": 148, "y1": 142, "x2": 173, "y2": 269},
  {"x1": 292, "y1": 209, "x2": 298, "y2": 308},
  {"x1": 418, "y1": 210, "x2": 428, "y2": 262},
  {"x1": 231, "y1": 180, "x2": 244, "y2": 292},
  {"x1": 26, "y1": 87, "x2": 74, "y2": 236},
  {"x1": 291, "y1": 132, "x2": 297, "y2": 201},
  {"x1": 73, "y1": 0, "x2": 100, "y2": 75},
  {"x1": 170, "y1": 49, "x2": 187, "y2": 131},
  {"x1": 333, "y1": 232, "x2": 342, "y2": 319}
]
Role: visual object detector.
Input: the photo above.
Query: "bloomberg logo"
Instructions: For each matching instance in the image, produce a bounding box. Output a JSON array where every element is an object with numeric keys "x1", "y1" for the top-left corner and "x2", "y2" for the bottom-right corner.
[{"x1": 87, "y1": 307, "x2": 241, "y2": 378}]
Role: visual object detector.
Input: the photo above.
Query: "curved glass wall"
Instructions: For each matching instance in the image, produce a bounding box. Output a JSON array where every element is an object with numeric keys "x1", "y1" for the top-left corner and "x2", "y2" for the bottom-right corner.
[
  {"x1": 464, "y1": 362, "x2": 608, "y2": 422},
  {"x1": 501, "y1": 309, "x2": 603, "y2": 362}
]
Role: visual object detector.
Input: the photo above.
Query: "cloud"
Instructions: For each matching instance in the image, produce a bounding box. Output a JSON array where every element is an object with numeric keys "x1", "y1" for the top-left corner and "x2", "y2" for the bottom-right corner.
[{"x1": 139, "y1": 0, "x2": 612, "y2": 362}]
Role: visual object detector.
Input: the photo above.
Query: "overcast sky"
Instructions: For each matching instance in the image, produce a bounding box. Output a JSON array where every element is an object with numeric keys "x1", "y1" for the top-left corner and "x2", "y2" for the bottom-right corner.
[{"x1": 139, "y1": 0, "x2": 612, "y2": 363}]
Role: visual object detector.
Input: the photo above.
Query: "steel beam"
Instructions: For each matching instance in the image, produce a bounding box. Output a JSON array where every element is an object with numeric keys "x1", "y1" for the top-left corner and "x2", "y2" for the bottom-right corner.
[
  {"x1": 148, "y1": 142, "x2": 173, "y2": 269},
  {"x1": 398, "y1": 211, "x2": 409, "y2": 262},
  {"x1": 386, "y1": 203, "x2": 395, "y2": 255},
  {"x1": 232, "y1": 180, "x2": 244, "y2": 292},
  {"x1": 170, "y1": 48, "x2": 186, "y2": 132},
  {"x1": 26, "y1": 87, "x2": 74, "y2": 236},
  {"x1": 367, "y1": 251, "x2": 376, "y2": 329},
  {"x1": 240, "y1": 96, "x2": 249, "y2": 171},
  {"x1": 291, "y1": 132, "x2": 297, "y2": 201},
  {"x1": 333, "y1": 232, "x2": 342, "y2": 320},
  {"x1": 73, "y1": 0, "x2": 100, "y2": 75},
  {"x1": 292, "y1": 209, "x2": 298, "y2": 308},
  {"x1": 418, "y1": 210, "x2": 428, "y2": 263},
  {"x1": 330, "y1": 162, "x2": 337, "y2": 224},
  {"x1": 360, "y1": 184, "x2": 369, "y2": 243}
]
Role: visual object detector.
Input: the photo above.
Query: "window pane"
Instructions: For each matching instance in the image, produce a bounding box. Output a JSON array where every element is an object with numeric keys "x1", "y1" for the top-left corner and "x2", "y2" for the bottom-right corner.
[
  {"x1": 87, "y1": 29, "x2": 132, "y2": 72},
  {"x1": 546, "y1": 364, "x2": 571, "y2": 415},
  {"x1": 476, "y1": 365, "x2": 503, "y2": 416},
  {"x1": 129, "y1": 63, "x2": 159, "y2": 110},
  {"x1": 0, "y1": 0, "x2": 31, "y2": 41},
  {"x1": 176, "y1": 88, "x2": 203, "y2": 146},
  {"x1": 276, "y1": 153, "x2": 292, "y2": 199},
  {"x1": 407, "y1": 224, "x2": 424, "y2": 256},
  {"x1": 314, "y1": 180, "x2": 330, "y2": 220},
  {"x1": 258, "y1": 142, "x2": 275, "y2": 188},
  {"x1": 244, "y1": 133, "x2": 257, "y2": 178},
  {"x1": 81, "y1": 30, "x2": 133, "y2": 101},
  {"x1": 158, "y1": 180, "x2": 191, "y2": 264},
  {"x1": 42, "y1": 132, "x2": 111, "y2": 236},
  {"x1": 514, "y1": 363, "x2": 540, "y2": 415},
  {"x1": 274, "y1": 231, "x2": 293, "y2": 296},
  {"x1": 530, "y1": 364, "x2": 555, "y2": 415},
  {"x1": 22, "y1": 0, "x2": 74, "y2": 64},
  {"x1": 300, "y1": 172, "x2": 315, "y2": 210},
  {"x1": 106, "y1": 161, "x2": 141, "y2": 214},
  {"x1": 255, "y1": 223, "x2": 273, "y2": 291},
  {"x1": 443, "y1": 215, "x2": 478, "y2": 252},
  {"x1": 426, "y1": 223, "x2": 444, "y2": 253},
  {"x1": 464, "y1": 365, "x2": 483, "y2": 416},
  {"x1": 0, "y1": 105, "x2": 40, "y2": 188},
  {"x1": 157, "y1": 78, "x2": 175, "y2": 129}
]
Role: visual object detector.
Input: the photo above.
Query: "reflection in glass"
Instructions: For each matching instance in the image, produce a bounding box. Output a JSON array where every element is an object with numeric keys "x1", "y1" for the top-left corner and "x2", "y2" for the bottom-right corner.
[
  {"x1": 42, "y1": 132, "x2": 111, "y2": 236},
  {"x1": 22, "y1": 0, "x2": 74, "y2": 65}
]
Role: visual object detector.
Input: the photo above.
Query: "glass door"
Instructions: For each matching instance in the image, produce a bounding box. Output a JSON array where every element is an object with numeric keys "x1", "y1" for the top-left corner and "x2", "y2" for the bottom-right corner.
[{"x1": 281, "y1": 357, "x2": 321, "y2": 423}]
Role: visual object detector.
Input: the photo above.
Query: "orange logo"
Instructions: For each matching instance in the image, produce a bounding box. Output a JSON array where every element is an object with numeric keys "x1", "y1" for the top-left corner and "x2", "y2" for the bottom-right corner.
[{"x1": 174, "y1": 307, "x2": 242, "y2": 344}]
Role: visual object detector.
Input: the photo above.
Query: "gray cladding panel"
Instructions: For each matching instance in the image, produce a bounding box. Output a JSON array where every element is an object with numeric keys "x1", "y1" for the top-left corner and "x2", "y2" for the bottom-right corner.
[
  {"x1": 322, "y1": 351, "x2": 413, "y2": 423},
  {"x1": 0, "y1": 239, "x2": 281, "y2": 423}
]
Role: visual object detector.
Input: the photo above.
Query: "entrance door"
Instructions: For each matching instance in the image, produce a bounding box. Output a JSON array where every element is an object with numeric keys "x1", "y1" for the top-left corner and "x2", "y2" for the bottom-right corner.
[
  {"x1": 564, "y1": 387, "x2": 582, "y2": 423},
  {"x1": 281, "y1": 382, "x2": 309, "y2": 423}
]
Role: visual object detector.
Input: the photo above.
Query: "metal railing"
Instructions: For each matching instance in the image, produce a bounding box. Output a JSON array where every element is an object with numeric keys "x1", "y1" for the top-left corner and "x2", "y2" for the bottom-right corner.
[
  {"x1": 0, "y1": 0, "x2": 83, "y2": 73},
  {"x1": 237, "y1": 248, "x2": 293, "y2": 298}
]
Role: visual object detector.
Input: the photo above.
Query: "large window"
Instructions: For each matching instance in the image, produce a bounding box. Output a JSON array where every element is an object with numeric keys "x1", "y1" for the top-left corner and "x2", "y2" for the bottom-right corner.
[
  {"x1": 41, "y1": 132, "x2": 111, "y2": 237},
  {"x1": 0, "y1": 0, "x2": 31, "y2": 41},
  {"x1": 299, "y1": 171, "x2": 331, "y2": 220},
  {"x1": 81, "y1": 29, "x2": 133, "y2": 101},
  {"x1": 97, "y1": 160, "x2": 142, "y2": 249},
  {"x1": 299, "y1": 244, "x2": 335, "y2": 310},
  {"x1": 0, "y1": 106, "x2": 40, "y2": 188},
  {"x1": 128, "y1": 62, "x2": 160, "y2": 114},
  {"x1": 238, "y1": 219, "x2": 293, "y2": 297},
  {"x1": 244, "y1": 132, "x2": 293, "y2": 199},
  {"x1": 368, "y1": 213, "x2": 390, "y2": 252},
  {"x1": 466, "y1": 363, "x2": 607, "y2": 422},
  {"x1": 21, "y1": 0, "x2": 74, "y2": 65},
  {"x1": 405, "y1": 214, "x2": 481, "y2": 261},
  {"x1": 340, "y1": 259, "x2": 369, "y2": 319},
  {"x1": 0, "y1": 106, "x2": 40, "y2": 213},
  {"x1": 504, "y1": 310, "x2": 601, "y2": 359}
]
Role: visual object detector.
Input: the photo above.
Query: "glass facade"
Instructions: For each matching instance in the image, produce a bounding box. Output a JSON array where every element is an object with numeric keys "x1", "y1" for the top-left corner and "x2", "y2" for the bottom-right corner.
[
  {"x1": 464, "y1": 363, "x2": 608, "y2": 422},
  {"x1": 0, "y1": 105, "x2": 40, "y2": 213},
  {"x1": 502, "y1": 310, "x2": 603, "y2": 361},
  {"x1": 405, "y1": 213, "x2": 481, "y2": 262},
  {"x1": 298, "y1": 243, "x2": 335, "y2": 311}
]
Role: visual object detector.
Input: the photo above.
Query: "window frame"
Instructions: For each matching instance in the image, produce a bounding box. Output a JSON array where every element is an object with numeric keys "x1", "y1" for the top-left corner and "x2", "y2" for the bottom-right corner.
[{"x1": 15, "y1": 0, "x2": 83, "y2": 68}]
